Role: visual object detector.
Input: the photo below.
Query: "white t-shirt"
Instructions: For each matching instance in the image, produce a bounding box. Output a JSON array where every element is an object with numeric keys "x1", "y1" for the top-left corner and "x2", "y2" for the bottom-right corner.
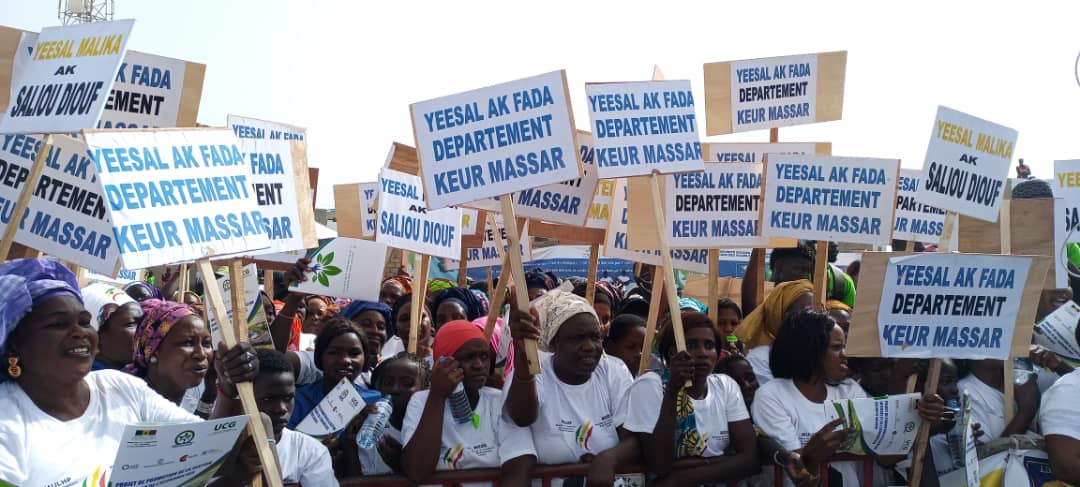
[
  {"x1": 958, "y1": 375, "x2": 1011, "y2": 440},
  {"x1": 382, "y1": 335, "x2": 405, "y2": 360},
  {"x1": 623, "y1": 372, "x2": 750, "y2": 457},
  {"x1": 402, "y1": 387, "x2": 535, "y2": 487},
  {"x1": 277, "y1": 427, "x2": 337, "y2": 486},
  {"x1": 751, "y1": 377, "x2": 867, "y2": 487},
  {"x1": 359, "y1": 425, "x2": 401, "y2": 476},
  {"x1": 1040, "y1": 369, "x2": 1080, "y2": 440},
  {"x1": 0, "y1": 370, "x2": 198, "y2": 487},
  {"x1": 502, "y1": 351, "x2": 633, "y2": 465},
  {"x1": 179, "y1": 382, "x2": 206, "y2": 413},
  {"x1": 746, "y1": 345, "x2": 774, "y2": 385}
]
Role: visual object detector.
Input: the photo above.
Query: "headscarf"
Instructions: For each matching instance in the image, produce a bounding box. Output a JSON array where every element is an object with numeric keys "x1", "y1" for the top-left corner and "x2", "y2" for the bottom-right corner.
[
  {"x1": 427, "y1": 278, "x2": 456, "y2": 295},
  {"x1": 431, "y1": 287, "x2": 484, "y2": 322},
  {"x1": 382, "y1": 275, "x2": 413, "y2": 295},
  {"x1": 124, "y1": 299, "x2": 198, "y2": 376},
  {"x1": 432, "y1": 320, "x2": 488, "y2": 363},
  {"x1": 534, "y1": 290, "x2": 598, "y2": 352},
  {"x1": 678, "y1": 297, "x2": 707, "y2": 314},
  {"x1": 471, "y1": 289, "x2": 490, "y2": 318},
  {"x1": 340, "y1": 300, "x2": 394, "y2": 338},
  {"x1": 81, "y1": 282, "x2": 135, "y2": 331},
  {"x1": 825, "y1": 299, "x2": 852, "y2": 313},
  {"x1": 525, "y1": 268, "x2": 556, "y2": 291},
  {"x1": 181, "y1": 291, "x2": 201, "y2": 305},
  {"x1": 123, "y1": 281, "x2": 162, "y2": 301},
  {"x1": 472, "y1": 316, "x2": 514, "y2": 377},
  {"x1": 734, "y1": 279, "x2": 813, "y2": 349},
  {"x1": 0, "y1": 259, "x2": 82, "y2": 355}
]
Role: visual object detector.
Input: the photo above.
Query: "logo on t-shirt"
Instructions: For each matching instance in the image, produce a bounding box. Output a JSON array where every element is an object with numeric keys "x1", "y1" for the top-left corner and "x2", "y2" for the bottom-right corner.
[
  {"x1": 576, "y1": 422, "x2": 594, "y2": 451},
  {"x1": 442, "y1": 443, "x2": 464, "y2": 470}
]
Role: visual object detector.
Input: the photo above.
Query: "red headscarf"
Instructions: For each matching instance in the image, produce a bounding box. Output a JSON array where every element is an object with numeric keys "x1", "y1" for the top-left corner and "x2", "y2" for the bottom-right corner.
[{"x1": 433, "y1": 320, "x2": 487, "y2": 363}]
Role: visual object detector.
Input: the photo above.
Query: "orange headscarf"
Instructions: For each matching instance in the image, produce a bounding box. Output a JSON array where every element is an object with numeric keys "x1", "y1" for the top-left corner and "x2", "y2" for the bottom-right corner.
[{"x1": 734, "y1": 279, "x2": 813, "y2": 349}]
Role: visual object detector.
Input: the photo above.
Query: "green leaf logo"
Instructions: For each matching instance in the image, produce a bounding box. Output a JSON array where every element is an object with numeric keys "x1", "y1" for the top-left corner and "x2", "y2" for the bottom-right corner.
[{"x1": 311, "y1": 252, "x2": 338, "y2": 287}]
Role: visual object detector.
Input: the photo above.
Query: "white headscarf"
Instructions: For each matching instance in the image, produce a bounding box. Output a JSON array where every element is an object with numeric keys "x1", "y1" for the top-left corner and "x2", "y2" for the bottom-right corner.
[
  {"x1": 534, "y1": 290, "x2": 598, "y2": 352},
  {"x1": 81, "y1": 282, "x2": 135, "y2": 331}
]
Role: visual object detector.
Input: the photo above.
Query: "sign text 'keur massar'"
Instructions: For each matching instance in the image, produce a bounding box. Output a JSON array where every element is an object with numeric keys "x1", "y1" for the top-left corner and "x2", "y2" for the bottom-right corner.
[
  {"x1": 83, "y1": 128, "x2": 271, "y2": 269},
  {"x1": 377, "y1": 168, "x2": 462, "y2": 260},
  {"x1": 410, "y1": 70, "x2": 580, "y2": 209},
  {"x1": 604, "y1": 177, "x2": 708, "y2": 273},
  {"x1": 666, "y1": 163, "x2": 767, "y2": 248},
  {"x1": 1, "y1": 20, "x2": 134, "y2": 134},
  {"x1": 586, "y1": 80, "x2": 705, "y2": 179},
  {"x1": 893, "y1": 168, "x2": 947, "y2": 244},
  {"x1": 761, "y1": 154, "x2": 900, "y2": 245},
  {"x1": 916, "y1": 106, "x2": 1018, "y2": 222}
]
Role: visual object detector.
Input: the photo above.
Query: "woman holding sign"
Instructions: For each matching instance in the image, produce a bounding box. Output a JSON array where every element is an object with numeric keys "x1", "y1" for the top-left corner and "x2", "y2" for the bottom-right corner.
[
  {"x1": 0, "y1": 258, "x2": 259, "y2": 487},
  {"x1": 401, "y1": 320, "x2": 536, "y2": 486}
]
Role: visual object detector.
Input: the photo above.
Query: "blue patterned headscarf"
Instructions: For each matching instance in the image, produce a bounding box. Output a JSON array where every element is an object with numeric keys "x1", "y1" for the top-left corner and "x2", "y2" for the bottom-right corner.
[{"x1": 0, "y1": 258, "x2": 83, "y2": 355}]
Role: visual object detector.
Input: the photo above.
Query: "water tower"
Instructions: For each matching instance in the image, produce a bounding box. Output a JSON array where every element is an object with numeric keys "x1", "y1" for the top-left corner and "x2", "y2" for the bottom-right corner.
[{"x1": 57, "y1": 0, "x2": 114, "y2": 24}]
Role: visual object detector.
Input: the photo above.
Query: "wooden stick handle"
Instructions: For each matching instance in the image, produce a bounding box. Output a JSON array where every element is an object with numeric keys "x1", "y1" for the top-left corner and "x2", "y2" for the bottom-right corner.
[
  {"x1": 649, "y1": 174, "x2": 689, "y2": 387},
  {"x1": 0, "y1": 134, "x2": 52, "y2": 259},
  {"x1": 408, "y1": 255, "x2": 430, "y2": 355},
  {"x1": 639, "y1": 273, "x2": 665, "y2": 377},
  {"x1": 500, "y1": 196, "x2": 541, "y2": 375}
]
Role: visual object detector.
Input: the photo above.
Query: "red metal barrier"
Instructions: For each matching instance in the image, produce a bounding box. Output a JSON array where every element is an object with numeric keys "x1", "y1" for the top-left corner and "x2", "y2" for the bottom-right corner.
[{"x1": 340, "y1": 455, "x2": 876, "y2": 486}]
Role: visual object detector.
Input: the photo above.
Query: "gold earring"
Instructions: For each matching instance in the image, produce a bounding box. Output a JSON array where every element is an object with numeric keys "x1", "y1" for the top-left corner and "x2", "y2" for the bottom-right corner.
[{"x1": 7, "y1": 356, "x2": 21, "y2": 378}]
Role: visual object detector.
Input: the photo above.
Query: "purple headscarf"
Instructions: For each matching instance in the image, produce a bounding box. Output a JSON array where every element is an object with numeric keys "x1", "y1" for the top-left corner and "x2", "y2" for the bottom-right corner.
[
  {"x1": 0, "y1": 258, "x2": 82, "y2": 355},
  {"x1": 123, "y1": 299, "x2": 198, "y2": 376}
]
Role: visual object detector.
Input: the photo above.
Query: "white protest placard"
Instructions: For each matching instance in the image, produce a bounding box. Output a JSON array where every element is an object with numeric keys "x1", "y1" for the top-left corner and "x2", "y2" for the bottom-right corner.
[
  {"x1": 824, "y1": 393, "x2": 921, "y2": 455},
  {"x1": 83, "y1": 128, "x2": 271, "y2": 269},
  {"x1": 227, "y1": 115, "x2": 317, "y2": 254},
  {"x1": 289, "y1": 237, "x2": 387, "y2": 301},
  {"x1": 604, "y1": 178, "x2": 708, "y2": 273},
  {"x1": 410, "y1": 70, "x2": 580, "y2": 209},
  {"x1": 296, "y1": 378, "x2": 367, "y2": 439},
  {"x1": 704, "y1": 142, "x2": 819, "y2": 163},
  {"x1": 1033, "y1": 300, "x2": 1080, "y2": 362},
  {"x1": 107, "y1": 416, "x2": 248, "y2": 487},
  {"x1": 1053, "y1": 160, "x2": 1080, "y2": 287},
  {"x1": 0, "y1": 133, "x2": 122, "y2": 275},
  {"x1": 1, "y1": 20, "x2": 134, "y2": 134},
  {"x1": 893, "y1": 168, "x2": 947, "y2": 244},
  {"x1": 377, "y1": 168, "x2": 462, "y2": 260},
  {"x1": 460, "y1": 207, "x2": 480, "y2": 235},
  {"x1": 359, "y1": 182, "x2": 378, "y2": 238},
  {"x1": 666, "y1": 163, "x2": 764, "y2": 248},
  {"x1": 586, "y1": 80, "x2": 704, "y2": 178},
  {"x1": 580, "y1": 131, "x2": 616, "y2": 229},
  {"x1": 204, "y1": 263, "x2": 272, "y2": 349},
  {"x1": 728, "y1": 53, "x2": 818, "y2": 133},
  {"x1": 445, "y1": 215, "x2": 531, "y2": 269},
  {"x1": 762, "y1": 154, "x2": 899, "y2": 245},
  {"x1": 508, "y1": 130, "x2": 599, "y2": 226},
  {"x1": 875, "y1": 253, "x2": 1033, "y2": 359},
  {"x1": 916, "y1": 106, "x2": 1018, "y2": 222}
]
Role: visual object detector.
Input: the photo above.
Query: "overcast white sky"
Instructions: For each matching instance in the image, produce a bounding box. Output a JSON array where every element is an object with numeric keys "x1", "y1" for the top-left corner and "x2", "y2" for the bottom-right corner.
[{"x1": 4, "y1": 0, "x2": 1078, "y2": 208}]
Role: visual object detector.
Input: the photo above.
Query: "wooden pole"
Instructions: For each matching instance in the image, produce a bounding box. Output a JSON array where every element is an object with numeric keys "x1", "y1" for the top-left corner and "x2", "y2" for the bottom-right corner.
[
  {"x1": 407, "y1": 255, "x2": 430, "y2": 355},
  {"x1": 758, "y1": 128, "x2": 778, "y2": 308},
  {"x1": 649, "y1": 174, "x2": 690, "y2": 387},
  {"x1": 262, "y1": 268, "x2": 273, "y2": 298},
  {"x1": 483, "y1": 251, "x2": 512, "y2": 341},
  {"x1": 707, "y1": 249, "x2": 719, "y2": 323},
  {"x1": 812, "y1": 241, "x2": 829, "y2": 309},
  {"x1": 500, "y1": 195, "x2": 542, "y2": 375},
  {"x1": 999, "y1": 199, "x2": 1015, "y2": 423},
  {"x1": 638, "y1": 272, "x2": 665, "y2": 377},
  {"x1": 586, "y1": 243, "x2": 600, "y2": 304},
  {"x1": 486, "y1": 266, "x2": 494, "y2": 302},
  {"x1": 196, "y1": 258, "x2": 283, "y2": 487},
  {"x1": 0, "y1": 134, "x2": 53, "y2": 259},
  {"x1": 457, "y1": 243, "x2": 469, "y2": 287}
]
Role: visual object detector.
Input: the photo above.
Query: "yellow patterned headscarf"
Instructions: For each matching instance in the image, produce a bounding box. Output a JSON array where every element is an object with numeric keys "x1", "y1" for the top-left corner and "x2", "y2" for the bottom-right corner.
[{"x1": 734, "y1": 279, "x2": 813, "y2": 349}]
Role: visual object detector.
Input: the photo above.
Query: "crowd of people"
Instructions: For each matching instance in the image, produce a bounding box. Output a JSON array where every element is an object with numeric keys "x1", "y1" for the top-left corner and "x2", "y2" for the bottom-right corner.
[{"x1": 3, "y1": 183, "x2": 1080, "y2": 486}]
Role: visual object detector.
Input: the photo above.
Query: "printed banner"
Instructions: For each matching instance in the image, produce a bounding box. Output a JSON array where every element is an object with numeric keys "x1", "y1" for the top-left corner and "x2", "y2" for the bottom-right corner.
[
  {"x1": 728, "y1": 53, "x2": 818, "y2": 133},
  {"x1": 108, "y1": 416, "x2": 249, "y2": 487},
  {"x1": 666, "y1": 163, "x2": 765, "y2": 248},
  {"x1": 411, "y1": 70, "x2": 580, "y2": 209},
  {"x1": 83, "y1": 128, "x2": 271, "y2": 269},
  {"x1": 295, "y1": 378, "x2": 366, "y2": 439},
  {"x1": 377, "y1": 168, "x2": 462, "y2": 260},
  {"x1": 1, "y1": 20, "x2": 133, "y2": 134},
  {"x1": 916, "y1": 106, "x2": 1018, "y2": 222},
  {"x1": 825, "y1": 393, "x2": 922, "y2": 455},
  {"x1": 761, "y1": 154, "x2": 899, "y2": 245},
  {"x1": 586, "y1": 80, "x2": 704, "y2": 178},
  {"x1": 893, "y1": 168, "x2": 947, "y2": 244},
  {"x1": 289, "y1": 237, "x2": 387, "y2": 301},
  {"x1": 1032, "y1": 300, "x2": 1080, "y2": 361}
]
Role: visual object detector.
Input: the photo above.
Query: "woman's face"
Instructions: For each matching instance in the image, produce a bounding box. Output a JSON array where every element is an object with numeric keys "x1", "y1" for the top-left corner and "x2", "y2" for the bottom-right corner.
[
  {"x1": 435, "y1": 301, "x2": 467, "y2": 329},
  {"x1": 680, "y1": 327, "x2": 719, "y2": 380},
  {"x1": 822, "y1": 324, "x2": 849, "y2": 382},
  {"x1": 725, "y1": 359, "x2": 759, "y2": 408},
  {"x1": 605, "y1": 326, "x2": 645, "y2": 376},
  {"x1": 152, "y1": 315, "x2": 213, "y2": 390},
  {"x1": 98, "y1": 302, "x2": 142, "y2": 365},
  {"x1": 377, "y1": 360, "x2": 421, "y2": 413},
  {"x1": 937, "y1": 363, "x2": 960, "y2": 402},
  {"x1": 715, "y1": 308, "x2": 741, "y2": 337},
  {"x1": 303, "y1": 297, "x2": 328, "y2": 333},
  {"x1": 395, "y1": 303, "x2": 432, "y2": 347},
  {"x1": 322, "y1": 332, "x2": 365, "y2": 385},
  {"x1": 593, "y1": 303, "x2": 612, "y2": 338},
  {"x1": 453, "y1": 339, "x2": 491, "y2": 392},
  {"x1": 353, "y1": 310, "x2": 387, "y2": 354},
  {"x1": 379, "y1": 282, "x2": 404, "y2": 308},
  {"x1": 828, "y1": 309, "x2": 851, "y2": 336},
  {"x1": 10, "y1": 296, "x2": 96, "y2": 383},
  {"x1": 552, "y1": 313, "x2": 603, "y2": 379}
]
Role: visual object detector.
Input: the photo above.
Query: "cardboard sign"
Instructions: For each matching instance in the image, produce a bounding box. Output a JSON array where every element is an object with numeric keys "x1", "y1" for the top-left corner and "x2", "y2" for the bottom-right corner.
[
  {"x1": 916, "y1": 106, "x2": 1018, "y2": 222},
  {"x1": 377, "y1": 168, "x2": 462, "y2": 260},
  {"x1": 83, "y1": 128, "x2": 271, "y2": 269},
  {"x1": 580, "y1": 133, "x2": 613, "y2": 229},
  {"x1": 445, "y1": 214, "x2": 531, "y2": 269},
  {"x1": 289, "y1": 237, "x2": 387, "y2": 301},
  {"x1": 703, "y1": 51, "x2": 846, "y2": 135},
  {"x1": 893, "y1": 168, "x2": 947, "y2": 244},
  {"x1": 825, "y1": 393, "x2": 921, "y2": 455},
  {"x1": 0, "y1": 133, "x2": 122, "y2": 275},
  {"x1": 957, "y1": 198, "x2": 1054, "y2": 286},
  {"x1": 460, "y1": 207, "x2": 480, "y2": 235},
  {"x1": 761, "y1": 154, "x2": 900, "y2": 245},
  {"x1": 848, "y1": 252, "x2": 1048, "y2": 360},
  {"x1": 586, "y1": 80, "x2": 704, "y2": 178},
  {"x1": 0, "y1": 20, "x2": 133, "y2": 134},
  {"x1": 604, "y1": 178, "x2": 707, "y2": 273},
  {"x1": 204, "y1": 263, "x2": 272, "y2": 349},
  {"x1": 226, "y1": 115, "x2": 317, "y2": 255},
  {"x1": 1055, "y1": 160, "x2": 1080, "y2": 287},
  {"x1": 704, "y1": 141, "x2": 827, "y2": 163},
  {"x1": 410, "y1": 70, "x2": 580, "y2": 209},
  {"x1": 665, "y1": 162, "x2": 766, "y2": 248},
  {"x1": 108, "y1": 416, "x2": 249, "y2": 487},
  {"x1": 359, "y1": 182, "x2": 378, "y2": 238},
  {"x1": 383, "y1": 141, "x2": 420, "y2": 175}
]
